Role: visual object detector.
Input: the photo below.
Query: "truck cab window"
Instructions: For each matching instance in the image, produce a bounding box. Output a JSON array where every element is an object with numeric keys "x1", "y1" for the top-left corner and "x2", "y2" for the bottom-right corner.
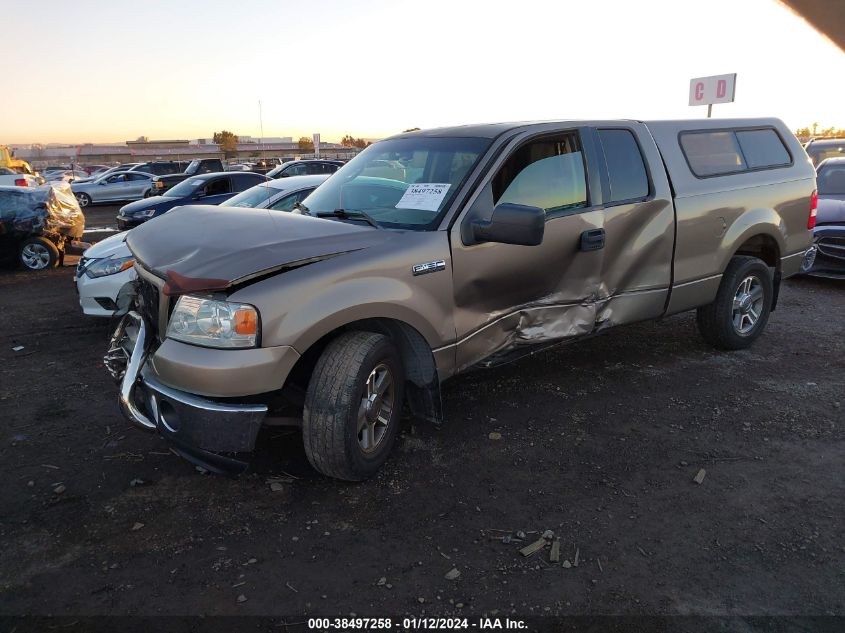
[
  {"x1": 598, "y1": 129, "x2": 649, "y2": 203},
  {"x1": 492, "y1": 133, "x2": 588, "y2": 214}
]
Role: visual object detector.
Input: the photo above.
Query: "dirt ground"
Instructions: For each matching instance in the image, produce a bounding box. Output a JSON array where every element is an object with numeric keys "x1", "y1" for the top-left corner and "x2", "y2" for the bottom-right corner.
[{"x1": 0, "y1": 209, "x2": 843, "y2": 623}]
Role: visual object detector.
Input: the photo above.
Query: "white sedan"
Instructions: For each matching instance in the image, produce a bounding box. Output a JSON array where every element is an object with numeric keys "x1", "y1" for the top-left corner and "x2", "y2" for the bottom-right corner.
[
  {"x1": 222, "y1": 173, "x2": 329, "y2": 210},
  {"x1": 76, "y1": 174, "x2": 330, "y2": 316},
  {"x1": 75, "y1": 232, "x2": 136, "y2": 316}
]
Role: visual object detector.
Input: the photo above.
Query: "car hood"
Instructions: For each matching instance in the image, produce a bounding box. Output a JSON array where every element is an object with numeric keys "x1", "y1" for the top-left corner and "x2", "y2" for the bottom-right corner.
[
  {"x1": 120, "y1": 196, "x2": 180, "y2": 215},
  {"x1": 83, "y1": 230, "x2": 130, "y2": 259},
  {"x1": 126, "y1": 205, "x2": 393, "y2": 288},
  {"x1": 817, "y1": 196, "x2": 845, "y2": 225}
]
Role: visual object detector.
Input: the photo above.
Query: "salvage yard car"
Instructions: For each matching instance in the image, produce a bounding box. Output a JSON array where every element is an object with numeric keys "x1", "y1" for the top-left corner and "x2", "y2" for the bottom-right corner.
[
  {"x1": 71, "y1": 171, "x2": 154, "y2": 208},
  {"x1": 115, "y1": 171, "x2": 269, "y2": 229},
  {"x1": 802, "y1": 156, "x2": 845, "y2": 278},
  {"x1": 0, "y1": 182, "x2": 85, "y2": 270},
  {"x1": 105, "y1": 118, "x2": 816, "y2": 480}
]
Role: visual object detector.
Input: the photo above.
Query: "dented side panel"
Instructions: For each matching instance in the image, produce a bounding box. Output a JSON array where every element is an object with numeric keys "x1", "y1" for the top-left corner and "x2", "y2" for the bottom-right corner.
[{"x1": 447, "y1": 122, "x2": 676, "y2": 372}]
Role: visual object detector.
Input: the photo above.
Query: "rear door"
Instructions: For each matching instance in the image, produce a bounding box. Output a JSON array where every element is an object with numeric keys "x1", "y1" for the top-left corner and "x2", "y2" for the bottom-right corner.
[
  {"x1": 590, "y1": 124, "x2": 674, "y2": 325},
  {"x1": 449, "y1": 127, "x2": 606, "y2": 371},
  {"x1": 125, "y1": 173, "x2": 151, "y2": 198}
]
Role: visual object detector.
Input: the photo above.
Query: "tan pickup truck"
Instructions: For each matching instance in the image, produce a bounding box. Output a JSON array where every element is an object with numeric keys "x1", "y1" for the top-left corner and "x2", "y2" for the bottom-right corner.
[{"x1": 105, "y1": 118, "x2": 816, "y2": 479}]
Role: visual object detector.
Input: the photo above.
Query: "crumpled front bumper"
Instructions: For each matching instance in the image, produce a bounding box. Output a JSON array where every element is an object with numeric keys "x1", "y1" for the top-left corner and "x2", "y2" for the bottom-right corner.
[{"x1": 105, "y1": 312, "x2": 268, "y2": 473}]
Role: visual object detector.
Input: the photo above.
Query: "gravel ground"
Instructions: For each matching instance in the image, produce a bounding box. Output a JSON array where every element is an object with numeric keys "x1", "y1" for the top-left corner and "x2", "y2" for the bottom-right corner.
[{"x1": 0, "y1": 247, "x2": 843, "y2": 624}]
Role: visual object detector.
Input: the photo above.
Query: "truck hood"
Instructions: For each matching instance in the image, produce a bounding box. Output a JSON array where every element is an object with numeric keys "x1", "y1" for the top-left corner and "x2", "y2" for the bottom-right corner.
[
  {"x1": 817, "y1": 195, "x2": 845, "y2": 224},
  {"x1": 125, "y1": 205, "x2": 392, "y2": 288}
]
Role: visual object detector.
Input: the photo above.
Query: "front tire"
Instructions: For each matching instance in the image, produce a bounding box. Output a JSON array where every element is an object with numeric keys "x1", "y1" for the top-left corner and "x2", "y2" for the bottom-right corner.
[
  {"x1": 76, "y1": 192, "x2": 91, "y2": 208},
  {"x1": 302, "y1": 331, "x2": 405, "y2": 481},
  {"x1": 696, "y1": 256, "x2": 773, "y2": 350},
  {"x1": 19, "y1": 237, "x2": 60, "y2": 270}
]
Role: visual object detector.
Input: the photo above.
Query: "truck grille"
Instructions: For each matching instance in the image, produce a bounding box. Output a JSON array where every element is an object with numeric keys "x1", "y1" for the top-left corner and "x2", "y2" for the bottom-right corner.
[
  {"x1": 135, "y1": 277, "x2": 161, "y2": 339},
  {"x1": 817, "y1": 236, "x2": 845, "y2": 261}
]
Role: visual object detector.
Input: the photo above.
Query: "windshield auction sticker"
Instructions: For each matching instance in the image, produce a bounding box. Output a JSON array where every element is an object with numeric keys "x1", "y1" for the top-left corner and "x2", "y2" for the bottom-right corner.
[{"x1": 395, "y1": 183, "x2": 451, "y2": 212}]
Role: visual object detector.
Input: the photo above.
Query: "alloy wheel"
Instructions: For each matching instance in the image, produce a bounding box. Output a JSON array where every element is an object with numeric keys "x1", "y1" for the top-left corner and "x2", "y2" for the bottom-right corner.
[
  {"x1": 21, "y1": 243, "x2": 51, "y2": 270},
  {"x1": 357, "y1": 363, "x2": 394, "y2": 453},
  {"x1": 732, "y1": 275, "x2": 764, "y2": 335}
]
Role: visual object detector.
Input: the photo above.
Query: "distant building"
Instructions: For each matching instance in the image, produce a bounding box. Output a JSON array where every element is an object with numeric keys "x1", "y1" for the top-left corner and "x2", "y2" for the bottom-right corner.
[{"x1": 15, "y1": 137, "x2": 357, "y2": 167}]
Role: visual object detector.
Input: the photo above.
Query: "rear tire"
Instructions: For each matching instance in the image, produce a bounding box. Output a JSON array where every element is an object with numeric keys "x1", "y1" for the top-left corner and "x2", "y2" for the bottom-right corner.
[
  {"x1": 302, "y1": 331, "x2": 405, "y2": 481},
  {"x1": 696, "y1": 256, "x2": 773, "y2": 350},
  {"x1": 19, "y1": 237, "x2": 60, "y2": 270},
  {"x1": 75, "y1": 192, "x2": 91, "y2": 207}
]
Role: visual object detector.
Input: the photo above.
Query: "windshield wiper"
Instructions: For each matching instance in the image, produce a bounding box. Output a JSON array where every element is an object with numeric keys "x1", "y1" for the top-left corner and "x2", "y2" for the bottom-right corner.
[
  {"x1": 315, "y1": 208, "x2": 381, "y2": 229},
  {"x1": 293, "y1": 201, "x2": 311, "y2": 215}
]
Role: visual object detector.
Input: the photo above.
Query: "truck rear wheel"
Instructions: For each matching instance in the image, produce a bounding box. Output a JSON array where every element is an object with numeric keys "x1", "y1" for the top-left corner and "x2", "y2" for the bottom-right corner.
[
  {"x1": 302, "y1": 331, "x2": 405, "y2": 481},
  {"x1": 696, "y1": 256, "x2": 773, "y2": 350}
]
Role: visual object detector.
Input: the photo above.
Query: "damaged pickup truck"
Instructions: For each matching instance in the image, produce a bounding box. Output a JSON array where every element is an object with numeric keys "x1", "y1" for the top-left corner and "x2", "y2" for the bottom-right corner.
[{"x1": 105, "y1": 118, "x2": 816, "y2": 479}]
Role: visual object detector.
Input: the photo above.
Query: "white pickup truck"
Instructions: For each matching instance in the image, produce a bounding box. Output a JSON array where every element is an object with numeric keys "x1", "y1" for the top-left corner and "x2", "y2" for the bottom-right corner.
[{"x1": 0, "y1": 167, "x2": 40, "y2": 187}]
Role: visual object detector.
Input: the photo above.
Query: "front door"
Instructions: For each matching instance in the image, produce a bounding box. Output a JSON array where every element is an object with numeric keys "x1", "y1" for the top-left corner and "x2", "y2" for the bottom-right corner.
[{"x1": 449, "y1": 129, "x2": 606, "y2": 372}]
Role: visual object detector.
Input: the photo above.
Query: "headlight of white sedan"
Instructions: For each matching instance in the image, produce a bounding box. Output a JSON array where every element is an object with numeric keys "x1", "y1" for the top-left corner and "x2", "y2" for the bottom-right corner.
[
  {"x1": 85, "y1": 255, "x2": 135, "y2": 278},
  {"x1": 166, "y1": 295, "x2": 259, "y2": 349}
]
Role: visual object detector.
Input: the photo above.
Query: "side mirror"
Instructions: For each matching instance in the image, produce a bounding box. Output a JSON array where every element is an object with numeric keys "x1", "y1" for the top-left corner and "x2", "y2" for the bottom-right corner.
[
  {"x1": 194, "y1": 190, "x2": 206, "y2": 199},
  {"x1": 470, "y1": 203, "x2": 545, "y2": 246}
]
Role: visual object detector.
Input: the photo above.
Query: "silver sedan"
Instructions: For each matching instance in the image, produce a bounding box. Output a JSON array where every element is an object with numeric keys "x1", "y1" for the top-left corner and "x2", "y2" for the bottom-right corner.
[{"x1": 70, "y1": 171, "x2": 154, "y2": 207}]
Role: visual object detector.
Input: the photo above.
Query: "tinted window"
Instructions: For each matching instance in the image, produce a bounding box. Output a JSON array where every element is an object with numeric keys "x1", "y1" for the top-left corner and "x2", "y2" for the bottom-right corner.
[
  {"x1": 735, "y1": 129, "x2": 791, "y2": 169},
  {"x1": 232, "y1": 174, "x2": 265, "y2": 191},
  {"x1": 283, "y1": 164, "x2": 307, "y2": 177},
  {"x1": 127, "y1": 173, "x2": 150, "y2": 181},
  {"x1": 492, "y1": 132, "x2": 587, "y2": 214},
  {"x1": 598, "y1": 129, "x2": 649, "y2": 202},
  {"x1": 680, "y1": 132, "x2": 746, "y2": 177},
  {"x1": 817, "y1": 163, "x2": 845, "y2": 195},
  {"x1": 204, "y1": 177, "x2": 231, "y2": 196}
]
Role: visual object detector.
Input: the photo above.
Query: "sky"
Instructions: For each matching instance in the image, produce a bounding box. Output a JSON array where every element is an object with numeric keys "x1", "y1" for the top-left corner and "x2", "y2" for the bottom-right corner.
[{"x1": 1, "y1": 0, "x2": 844, "y2": 145}]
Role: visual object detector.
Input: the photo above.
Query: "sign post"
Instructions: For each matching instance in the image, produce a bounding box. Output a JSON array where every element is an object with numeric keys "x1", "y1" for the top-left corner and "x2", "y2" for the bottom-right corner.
[
  {"x1": 313, "y1": 133, "x2": 321, "y2": 158},
  {"x1": 688, "y1": 73, "x2": 736, "y2": 117}
]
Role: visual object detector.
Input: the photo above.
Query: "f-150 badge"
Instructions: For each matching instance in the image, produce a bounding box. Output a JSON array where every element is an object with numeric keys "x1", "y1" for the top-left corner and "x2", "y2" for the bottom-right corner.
[{"x1": 412, "y1": 260, "x2": 446, "y2": 276}]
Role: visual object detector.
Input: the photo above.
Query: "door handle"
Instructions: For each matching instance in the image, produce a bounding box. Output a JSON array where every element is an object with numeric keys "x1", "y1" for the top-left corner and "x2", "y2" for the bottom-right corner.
[{"x1": 580, "y1": 228, "x2": 605, "y2": 251}]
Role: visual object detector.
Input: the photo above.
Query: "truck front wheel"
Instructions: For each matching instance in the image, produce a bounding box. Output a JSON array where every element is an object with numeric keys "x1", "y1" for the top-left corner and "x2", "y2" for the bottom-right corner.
[
  {"x1": 696, "y1": 256, "x2": 773, "y2": 350},
  {"x1": 302, "y1": 331, "x2": 405, "y2": 481}
]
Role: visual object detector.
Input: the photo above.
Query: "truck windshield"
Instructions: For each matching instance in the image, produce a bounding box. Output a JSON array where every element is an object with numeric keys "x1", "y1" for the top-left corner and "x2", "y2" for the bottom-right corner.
[{"x1": 301, "y1": 137, "x2": 491, "y2": 230}]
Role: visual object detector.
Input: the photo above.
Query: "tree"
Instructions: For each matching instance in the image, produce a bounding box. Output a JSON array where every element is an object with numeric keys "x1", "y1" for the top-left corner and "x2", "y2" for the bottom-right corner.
[
  {"x1": 213, "y1": 130, "x2": 239, "y2": 156},
  {"x1": 299, "y1": 136, "x2": 315, "y2": 152},
  {"x1": 135, "y1": 135, "x2": 149, "y2": 142},
  {"x1": 353, "y1": 138, "x2": 368, "y2": 149},
  {"x1": 340, "y1": 134, "x2": 356, "y2": 147}
]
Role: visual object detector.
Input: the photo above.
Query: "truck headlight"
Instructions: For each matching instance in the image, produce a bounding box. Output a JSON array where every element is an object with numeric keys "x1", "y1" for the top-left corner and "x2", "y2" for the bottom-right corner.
[
  {"x1": 166, "y1": 295, "x2": 259, "y2": 349},
  {"x1": 85, "y1": 255, "x2": 135, "y2": 278}
]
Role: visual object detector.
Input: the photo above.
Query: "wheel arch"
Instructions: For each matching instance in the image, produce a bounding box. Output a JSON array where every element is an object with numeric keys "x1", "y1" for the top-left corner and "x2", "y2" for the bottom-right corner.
[{"x1": 285, "y1": 317, "x2": 444, "y2": 425}]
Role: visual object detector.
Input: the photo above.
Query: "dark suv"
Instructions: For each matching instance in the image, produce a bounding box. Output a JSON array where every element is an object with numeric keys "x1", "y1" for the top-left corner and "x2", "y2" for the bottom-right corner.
[
  {"x1": 127, "y1": 161, "x2": 188, "y2": 176},
  {"x1": 804, "y1": 138, "x2": 845, "y2": 166},
  {"x1": 266, "y1": 159, "x2": 343, "y2": 178}
]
